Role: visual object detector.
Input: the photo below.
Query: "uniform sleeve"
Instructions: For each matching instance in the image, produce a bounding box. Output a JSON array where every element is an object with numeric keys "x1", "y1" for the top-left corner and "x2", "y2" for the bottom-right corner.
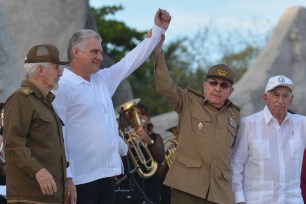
[
  {"x1": 152, "y1": 51, "x2": 184, "y2": 113},
  {"x1": 3, "y1": 94, "x2": 43, "y2": 177},
  {"x1": 230, "y1": 120, "x2": 249, "y2": 203},
  {"x1": 100, "y1": 24, "x2": 165, "y2": 96}
]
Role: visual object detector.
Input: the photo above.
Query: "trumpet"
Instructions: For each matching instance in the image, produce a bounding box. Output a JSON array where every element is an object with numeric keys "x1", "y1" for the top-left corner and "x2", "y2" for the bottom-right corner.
[
  {"x1": 164, "y1": 126, "x2": 178, "y2": 167},
  {"x1": 116, "y1": 99, "x2": 158, "y2": 179}
]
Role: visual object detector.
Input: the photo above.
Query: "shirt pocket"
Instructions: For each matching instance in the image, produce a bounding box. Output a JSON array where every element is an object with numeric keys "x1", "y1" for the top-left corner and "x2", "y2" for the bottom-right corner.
[
  {"x1": 252, "y1": 140, "x2": 271, "y2": 160},
  {"x1": 191, "y1": 111, "x2": 211, "y2": 137},
  {"x1": 39, "y1": 113, "x2": 54, "y2": 123},
  {"x1": 246, "y1": 180, "x2": 273, "y2": 203},
  {"x1": 227, "y1": 124, "x2": 237, "y2": 147},
  {"x1": 37, "y1": 113, "x2": 57, "y2": 140},
  {"x1": 289, "y1": 139, "x2": 302, "y2": 159},
  {"x1": 173, "y1": 155, "x2": 202, "y2": 186}
]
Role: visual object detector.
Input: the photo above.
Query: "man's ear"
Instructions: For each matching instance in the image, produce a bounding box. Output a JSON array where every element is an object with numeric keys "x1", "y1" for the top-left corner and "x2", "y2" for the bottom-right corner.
[
  {"x1": 262, "y1": 93, "x2": 268, "y2": 102},
  {"x1": 72, "y1": 47, "x2": 79, "y2": 58},
  {"x1": 230, "y1": 87, "x2": 234, "y2": 95},
  {"x1": 36, "y1": 64, "x2": 45, "y2": 76}
]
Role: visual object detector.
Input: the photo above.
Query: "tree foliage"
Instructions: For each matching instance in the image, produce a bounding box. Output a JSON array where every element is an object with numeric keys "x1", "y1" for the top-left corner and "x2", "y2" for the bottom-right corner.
[
  {"x1": 92, "y1": 6, "x2": 145, "y2": 62},
  {"x1": 91, "y1": 6, "x2": 271, "y2": 115}
]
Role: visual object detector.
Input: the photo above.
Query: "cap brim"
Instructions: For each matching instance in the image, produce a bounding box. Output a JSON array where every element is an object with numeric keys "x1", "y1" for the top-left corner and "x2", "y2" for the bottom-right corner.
[
  {"x1": 24, "y1": 60, "x2": 69, "y2": 65},
  {"x1": 268, "y1": 84, "x2": 295, "y2": 92},
  {"x1": 206, "y1": 75, "x2": 233, "y2": 84},
  {"x1": 51, "y1": 61, "x2": 69, "y2": 65}
]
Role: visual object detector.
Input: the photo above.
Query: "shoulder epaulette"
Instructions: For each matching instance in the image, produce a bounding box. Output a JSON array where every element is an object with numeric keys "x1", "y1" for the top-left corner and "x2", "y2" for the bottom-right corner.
[
  {"x1": 18, "y1": 87, "x2": 33, "y2": 96},
  {"x1": 187, "y1": 88, "x2": 203, "y2": 97},
  {"x1": 231, "y1": 103, "x2": 241, "y2": 111}
]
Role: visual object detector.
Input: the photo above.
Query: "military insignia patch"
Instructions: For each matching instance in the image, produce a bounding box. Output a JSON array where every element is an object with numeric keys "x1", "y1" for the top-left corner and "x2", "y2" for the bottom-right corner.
[
  {"x1": 198, "y1": 122, "x2": 203, "y2": 130},
  {"x1": 229, "y1": 117, "x2": 237, "y2": 129},
  {"x1": 19, "y1": 87, "x2": 33, "y2": 95}
]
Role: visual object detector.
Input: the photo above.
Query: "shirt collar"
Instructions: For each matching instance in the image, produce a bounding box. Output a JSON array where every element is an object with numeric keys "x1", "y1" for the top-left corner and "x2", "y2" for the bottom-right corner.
[
  {"x1": 263, "y1": 105, "x2": 290, "y2": 125},
  {"x1": 63, "y1": 68, "x2": 91, "y2": 86}
]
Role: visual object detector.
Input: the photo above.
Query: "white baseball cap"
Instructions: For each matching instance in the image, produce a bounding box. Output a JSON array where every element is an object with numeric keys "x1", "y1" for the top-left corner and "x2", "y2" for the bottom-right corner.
[{"x1": 265, "y1": 75, "x2": 295, "y2": 93}]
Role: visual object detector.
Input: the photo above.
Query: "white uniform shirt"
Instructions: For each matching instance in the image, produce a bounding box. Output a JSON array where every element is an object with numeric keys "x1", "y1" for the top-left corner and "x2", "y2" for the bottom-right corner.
[
  {"x1": 231, "y1": 106, "x2": 306, "y2": 204},
  {"x1": 53, "y1": 24, "x2": 164, "y2": 185}
]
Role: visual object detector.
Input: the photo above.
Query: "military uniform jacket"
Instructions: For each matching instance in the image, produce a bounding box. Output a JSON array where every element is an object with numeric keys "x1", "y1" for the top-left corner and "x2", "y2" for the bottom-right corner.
[
  {"x1": 153, "y1": 53, "x2": 240, "y2": 204},
  {"x1": 3, "y1": 80, "x2": 67, "y2": 203}
]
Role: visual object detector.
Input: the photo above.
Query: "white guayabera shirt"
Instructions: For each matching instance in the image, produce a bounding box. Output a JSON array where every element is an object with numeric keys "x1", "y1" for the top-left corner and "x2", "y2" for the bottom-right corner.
[{"x1": 231, "y1": 106, "x2": 306, "y2": 204}]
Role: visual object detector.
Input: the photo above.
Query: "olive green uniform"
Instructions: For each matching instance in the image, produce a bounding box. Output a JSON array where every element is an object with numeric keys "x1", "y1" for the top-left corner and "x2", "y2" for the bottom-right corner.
[
  {"x1": 153, "y1": 53, "x2": 240, "y2": 204},
  {"x1": 3, "y1": 80, "x2": 67, "y2": 203}
]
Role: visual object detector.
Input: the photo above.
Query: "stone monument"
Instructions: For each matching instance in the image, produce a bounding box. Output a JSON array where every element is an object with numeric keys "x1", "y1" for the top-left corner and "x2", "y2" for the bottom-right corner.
[
  {"x1": 0, "y1": 2, "x2": 19, "y2": 102},
  {"x1": 230, "y1": 6, "x2": 306, "y2": 117},
  {"x1": 0, "y1": 0, "x2": 133, "y2": 106}
]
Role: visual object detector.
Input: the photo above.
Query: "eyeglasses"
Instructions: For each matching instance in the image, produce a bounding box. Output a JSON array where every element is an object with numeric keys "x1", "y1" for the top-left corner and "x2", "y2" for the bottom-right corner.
[{"x1": 206, "y1": 80, "x2": 231, "y2": 90}]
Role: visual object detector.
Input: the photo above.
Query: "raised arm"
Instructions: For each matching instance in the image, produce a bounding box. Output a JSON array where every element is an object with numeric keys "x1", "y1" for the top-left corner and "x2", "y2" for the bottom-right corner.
[{"x1": 102, "y1": 9, "x2": 171, "y2": 96}]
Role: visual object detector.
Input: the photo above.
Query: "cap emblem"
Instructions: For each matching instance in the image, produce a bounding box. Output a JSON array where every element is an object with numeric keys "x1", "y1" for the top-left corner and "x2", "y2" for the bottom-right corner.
[
  {"x1": 217, "y1": 69, "x2": 227, "y2": 76},
  {"x1": 278, "y1": 76, "x2": 285, "y2": 84}
]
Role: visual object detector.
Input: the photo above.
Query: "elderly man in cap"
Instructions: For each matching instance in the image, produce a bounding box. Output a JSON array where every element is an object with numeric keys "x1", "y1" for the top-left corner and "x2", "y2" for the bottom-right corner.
[
  {"x1": 152, "y1": 35, "x2": 240, "y2": 204},
  {"x1": 3, "y1": 44, "x2": 76, "y2": 203},
  {"x1": 231, "y1": 75, "x2": 306, "y2": 204}
]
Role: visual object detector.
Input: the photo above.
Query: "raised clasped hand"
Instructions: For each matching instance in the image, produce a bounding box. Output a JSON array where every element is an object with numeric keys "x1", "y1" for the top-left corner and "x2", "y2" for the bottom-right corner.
[{"x1": 155, "y1": 8, "x2": 171, "y2": 30}]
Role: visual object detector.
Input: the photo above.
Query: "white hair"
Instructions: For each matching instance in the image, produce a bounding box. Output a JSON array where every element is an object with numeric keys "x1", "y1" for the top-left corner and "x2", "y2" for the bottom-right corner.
[{"x1": 24, "y1": 62, "x2": 49, "y2": 78}]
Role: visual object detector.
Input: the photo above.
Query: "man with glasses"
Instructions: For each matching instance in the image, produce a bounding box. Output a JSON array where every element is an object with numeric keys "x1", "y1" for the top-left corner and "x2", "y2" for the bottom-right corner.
[
  {"x1": 231, "y1": 75, "x2": 306, "y2": 204},
  {"x1": 152, "y1": 34, "x2": 240, "y2": 204}
]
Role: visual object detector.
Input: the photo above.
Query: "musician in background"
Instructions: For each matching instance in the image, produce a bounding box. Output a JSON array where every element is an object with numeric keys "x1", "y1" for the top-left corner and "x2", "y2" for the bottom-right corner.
[
  {"x1": 159, "y1": 127, "x2": 178, "y2": 204},
  {"x1": 136, "y1": 103, "x2": 165, "y2": 204}
]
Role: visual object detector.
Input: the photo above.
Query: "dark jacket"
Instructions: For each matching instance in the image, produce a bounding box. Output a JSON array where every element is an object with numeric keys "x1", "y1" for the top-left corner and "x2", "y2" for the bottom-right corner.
[{"x1": 3, "y1": 80, "x2": 67, "y2": 203}]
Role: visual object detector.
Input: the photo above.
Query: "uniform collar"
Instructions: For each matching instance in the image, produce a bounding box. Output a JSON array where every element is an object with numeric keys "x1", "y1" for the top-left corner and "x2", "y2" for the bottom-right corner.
[
  {"x1": 21, "y1": 80, "x2": 55, "y2": 103},
  {"x1": 203, "y1": 97, "x2": 232, "y2": 111}
]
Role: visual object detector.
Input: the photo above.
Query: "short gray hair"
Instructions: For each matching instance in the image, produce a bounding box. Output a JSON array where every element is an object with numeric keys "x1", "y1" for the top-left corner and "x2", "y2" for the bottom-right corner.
[
  {"x1": 67, "y1": 29, "x2": 102, "y2": 62},
  {"x1": 24, "y1": 62, "x2": 49, "y2": 78}
]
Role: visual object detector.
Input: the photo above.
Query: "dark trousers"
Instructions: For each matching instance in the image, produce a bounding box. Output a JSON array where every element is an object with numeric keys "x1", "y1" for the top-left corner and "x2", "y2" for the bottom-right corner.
[
  {"x1": 76, "y1": 177, "x2": 115, "y2": 204},
  {"x1": 171, "y1": 188, "x2": 217, "y2": 204},
  {"x1": 0, "y1": 196, "x2": 5, "y2": 204}
]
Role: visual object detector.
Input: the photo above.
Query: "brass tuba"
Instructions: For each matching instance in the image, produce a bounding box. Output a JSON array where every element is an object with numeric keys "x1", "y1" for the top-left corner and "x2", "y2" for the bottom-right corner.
[
  {"x1": 164, "y1": 126, "x2": 178, "y2": 167},
  {"x1": 115, "y1": 98, "x2": 158, "y2": 179}
]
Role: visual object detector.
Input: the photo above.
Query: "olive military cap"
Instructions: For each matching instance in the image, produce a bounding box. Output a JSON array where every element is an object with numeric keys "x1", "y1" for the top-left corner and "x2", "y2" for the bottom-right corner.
[
  {"x1": 206, "y1": 64, "x2": 235, "y2": 84},
  {"x1": 24, "y1": 44, "x2": 69, "y2": 65}
]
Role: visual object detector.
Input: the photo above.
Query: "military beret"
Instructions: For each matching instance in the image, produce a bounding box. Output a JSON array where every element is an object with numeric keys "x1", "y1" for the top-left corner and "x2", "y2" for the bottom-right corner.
[{"x1": 206, "y1": 64, "x2": 235, "y2": 84}]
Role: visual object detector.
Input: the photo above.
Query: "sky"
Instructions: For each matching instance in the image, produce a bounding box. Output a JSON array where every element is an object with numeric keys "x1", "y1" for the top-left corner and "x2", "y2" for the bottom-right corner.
[{"x1": 89, "y1": 0, "x2": 306, "y2": 43}]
